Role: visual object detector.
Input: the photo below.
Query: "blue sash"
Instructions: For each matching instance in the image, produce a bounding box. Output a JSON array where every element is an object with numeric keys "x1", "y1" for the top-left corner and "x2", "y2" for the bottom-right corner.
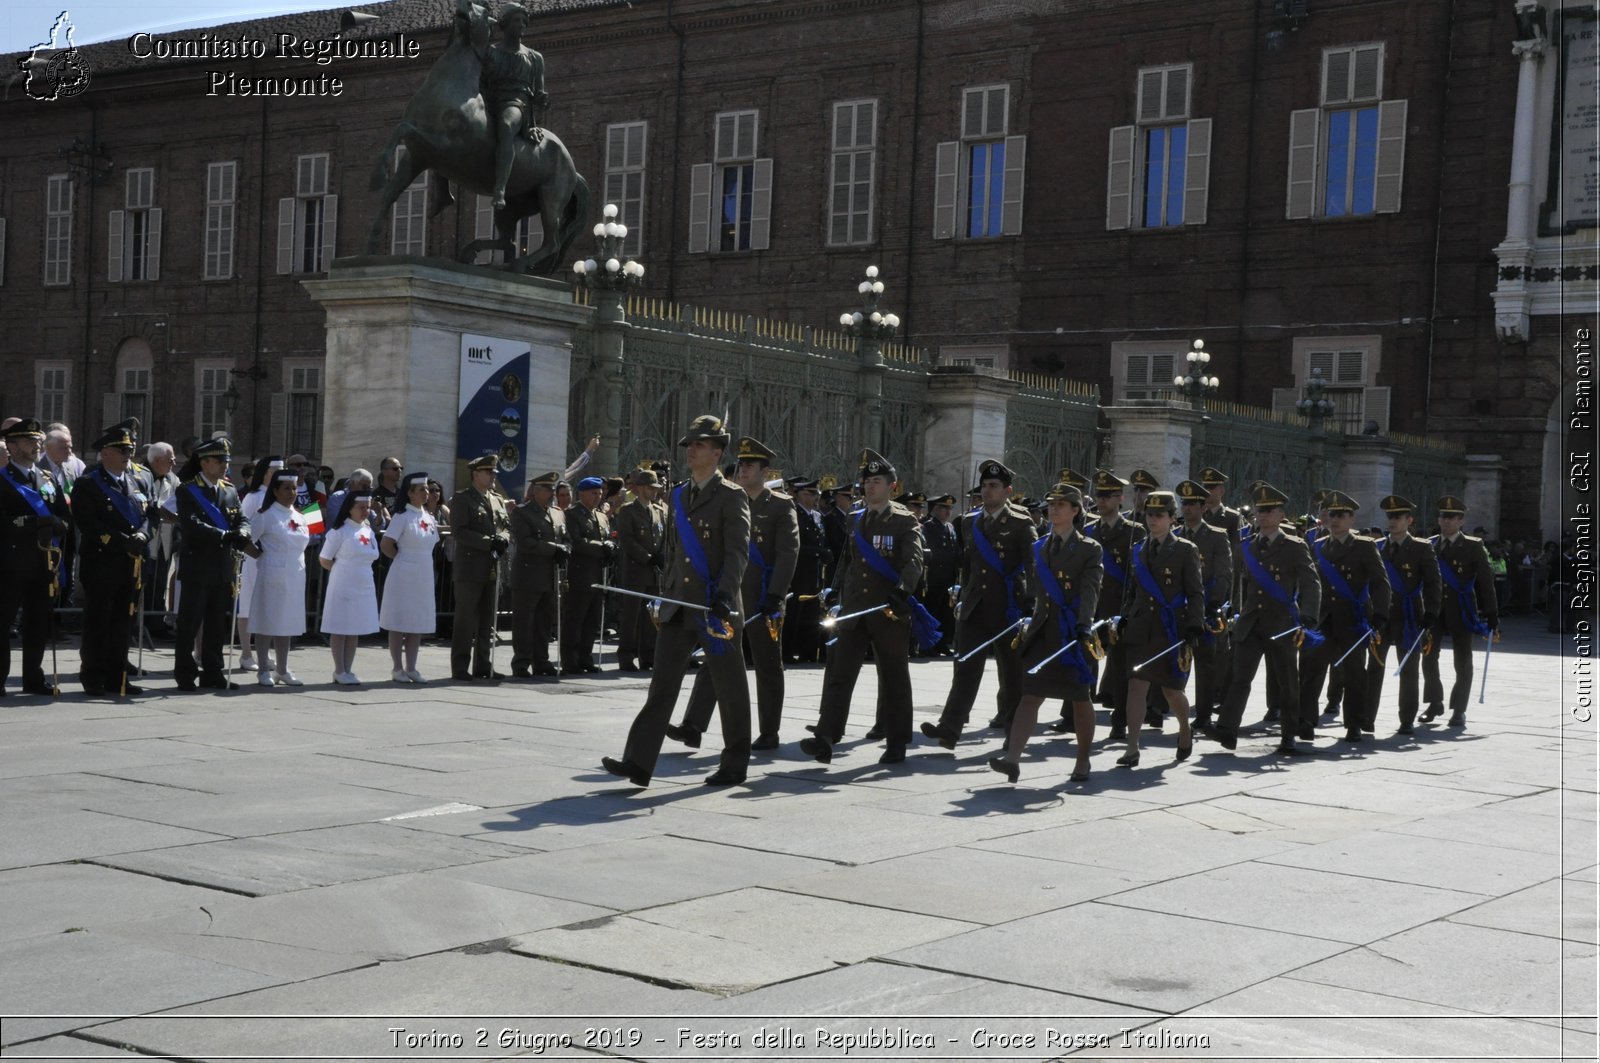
[
  {"x1": 185, "y1": 481, "x2": 231, "y2": 531},
  {"x1": 1312, "y1": 538, "x2": 1372, "y2": 638},
  {"x1": 0, "y1": 469, "x2": 52, "y2": 520},
  {"x1": 1132, "y1": 540, "x2": 1189, "y2": 681},
  {"x1": 747, "y1": 538, "x2": 772, "y2": 604},
  {"x1": 1093, "y1": 519, "x2": 1128, "y2": 588},
  {"x1": 1241, "y1": 536, "x2": 1325, "y2": 645},
  {"x1": 1384, "y1": 553, "x2": 1422, "y2": 651},
  {"x1": 673, "y1": 484, "x2": 732, "y2": 653},
  {"x1": 90, "y1": 469, "x2": 145, "y2": 532},
  {"x1": 851, "y1": 514, "x2": 941, "y2": 650},
  {"x1": 1435, "y1": 539, "x2": 1491, "y2": 636},
  {"x1": 969, "y1": 512, "x2": 1024, "y2": 623},
  {"x1": 1033, "y1": 536, "x2": 1093, "y2": 684}
]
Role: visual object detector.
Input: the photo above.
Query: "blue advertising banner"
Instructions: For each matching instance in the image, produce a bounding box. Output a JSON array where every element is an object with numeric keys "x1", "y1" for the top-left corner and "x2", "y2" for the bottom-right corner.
[{"x1": 458, "y1": 333, "x2": 530, "y2": 497}]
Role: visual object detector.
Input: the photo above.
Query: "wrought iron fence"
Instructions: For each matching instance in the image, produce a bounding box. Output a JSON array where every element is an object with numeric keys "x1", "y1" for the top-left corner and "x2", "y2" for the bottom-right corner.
[
  {"x1": 1194, "y1": 399, "x2": 1321, "y2": 510},
  {"x1": 1392, "y1": 430, "x2": 1468, "y2": 527},
  {"x1": 1003, "y1": 373, "x2": 1102, "y2": 498}
]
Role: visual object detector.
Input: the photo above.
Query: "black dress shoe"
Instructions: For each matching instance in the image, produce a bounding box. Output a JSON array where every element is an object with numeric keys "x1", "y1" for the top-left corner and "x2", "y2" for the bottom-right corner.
[
  {"x1": 664, "y1": 723, "x2": 702, "y2": 749},
  {"x1": 1299, "y1": 724, "x2": 1317, "y2": 741},
  {"x1": 533, "y1": 664, "x2": 559, "y2": 676},
  {"x1": 582, "y1": 664, "x2": 601, "y2": 674},
  {"x1": 1192, "y1": 713, "x2": 1212, "y2": 730},
  {"x1": 863, "y1": 724, "x2": 885, "y2": 741},
  {"x1": 1448, "y1": 710, "x2": 1466, "y2": 727},
  {"x1": 511, "y1": 667, "x2": 532, "y2": 678},
  {"x1": 81, "y1": 682, "x2": 106, "y2": 696},
  {"x1": 1107, "y1": 723, "x2": 1126, "y2": 741},
  {"x1": 1275, "y1": 743, "x2": 1311, "y2": 757},
  {"x1": 197, "y1": 677, "x2": 239, "y2": 691},
  {"x1": 484, "y1": 671, "x2": 511, "y2": 681},
  {"x1": 1144, "y1": 710, "x2": 1165, "y2": 730},
  {"x1": 1048, "y1": 716, "x2": 1073, "y2": 733},
  {"x1": 987, "y1": 756, "x2": 1019, "y2": 783},
  {"x1": 798, "y1": 736, "x2": 833, "y2": 763},
  {"x1": 1115, "y1": 750, "x2": 1140, "y2": 767},
  {"x1": 1175, "y1": 743, "x2": 1192, "y2": 762},
  {"x1": 120, "y1": 683, "x2": 144, "y2": 696},
  {"x1": 1206, "y1": 724, "x2": 1238, "y2": 751},
  {"x1": 987, "y1": 715, "x2": 1008, "y2": 729},
  {"x1": 22, "y1": 681, "x2": 55, "y2": 696},
  {"x1": 1420, "y1": 704, "x2": 1445, "y2": 723},
  {"x1": 1397, "y1": 721, "x2": 1415, "y2": 736},
  {"x1": 703, "y1": 768, "x2": 746, "y2": 786},
  {"x1": 600, "y1": 756, "x2": 651, "y2": 786},
  {"x1": 1264, "y1": 708, "x2": 1281, "y2": 724},
  {"x1": 452, "y1": 671, "x2": 475, "y2": 681},
  {"x1": 619, "y1": 663, "x2": 641, "y2": 673},
  {"x1": 1343, "y1": 729, "x2": 1363, "y2": 743},
  {"x1": 751, "y1": 732, "x2": 779, "y2": 751},
  {"x1": 559, "y1": 667, "x2": 582, "y2": 676},
  {"x1": 878, "y1": 745, "x2": 906, "y2": 765},
  {"x1": 175, "y1": 677, "x2": 198, "y2": 691},
  {"x1": 919, "y1": 720, "x2": 958, "y2": 750}
]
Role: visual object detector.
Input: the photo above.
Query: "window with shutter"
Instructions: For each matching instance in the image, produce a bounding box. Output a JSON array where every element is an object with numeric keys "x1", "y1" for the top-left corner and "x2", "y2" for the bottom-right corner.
[
  {"x1": 1305, "y1": 44, "x2": 1401, "y2": 218},
  {"x1": 959, "y1": 84, "x2": 1017, "y2": 238},
  {"x1": 710, "y1": 110, "x2": 766, "y2": 252},
  {"x1": 204, "y1": 161, "x2": 237, "y2": 280},
  {"x1": 196, "y1": 363, "x2": 232, "y2": 439},
  {"x1": 286, "y1": 363, "x2": 323, "y2": 457},
  {"x1": 282, "y1": 153, "x2": 334, "y2": 272},
  {"x1": 389, "y1": 147, "x2": 428, "y2": 256},
  {"x1": 1114, "y1": 341, "x2": 1181, "y2": 400},
  {"x1": 37, "y1": 364, "x2": 70, "y2": 424},
  {"x1": 1130, "y1": 65, "x2": 1206, "y2": 228},
  {"x1": 44, "y1": 174, "x2": 73, "y2": 286},
  {"x1": 1297, "y1": 337, "x2": 1382, "y2": 433},
  {"x1": 828, "y1": 100, "x2": 877, "y2": 246},
  {"x1": 604, "y1": 121, "x2": 647, "y2": 258}
]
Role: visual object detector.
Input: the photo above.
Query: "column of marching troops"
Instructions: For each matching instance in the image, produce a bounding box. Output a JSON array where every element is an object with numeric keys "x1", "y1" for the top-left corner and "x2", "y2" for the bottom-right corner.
[{"x1": 2, "y1": 414, "x2": 1502, "y2": 793}]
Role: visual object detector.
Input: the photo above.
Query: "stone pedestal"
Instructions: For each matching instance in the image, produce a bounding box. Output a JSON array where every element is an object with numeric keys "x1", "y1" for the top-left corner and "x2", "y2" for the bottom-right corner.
[
  {"x1": 920, "y1": 367, "x2": 1013, "y2": 497},
  {"x1": 302, "y1": 257, "x2": 589, "y2": 495},
  {"x1": 1464, "y1": 454, "x2": 1507, "y2": 539},
  {"x1": 1335, "y1": 436, "x2": 1402, "y2": 520},
  {"x1": 1103, "y1": 401, "x2": 1205, "y2": 489}
]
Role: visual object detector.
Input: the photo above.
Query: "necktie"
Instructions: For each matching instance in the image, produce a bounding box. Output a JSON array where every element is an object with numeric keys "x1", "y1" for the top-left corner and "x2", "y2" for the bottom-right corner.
[{"x1": 685, "y1": 485, "x2": 698, "y2": 510}]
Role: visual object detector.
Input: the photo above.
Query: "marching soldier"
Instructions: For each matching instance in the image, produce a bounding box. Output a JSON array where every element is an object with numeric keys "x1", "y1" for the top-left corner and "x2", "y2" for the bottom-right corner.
[
  {"x1": 1198, "y1": 467, "x2": 1244, "y2": 721},
  {"x1": 800, "y1": 449, "x2": 926, "y2": 765},
  {"x1": 0, "y1": 418, "x2": 72, "y2": 696},
  {"x1": 613, "y1": 467, "x2": 666, "y2": 672},
  {"x1": 1301, "y1": 491, "x2": 1392, "y2": 743},
  {"x1": 1365, "y1": 495, "x2": 1442, "y2": 735},
  {"x1": 449, "y1": 455, "x2": 512, "y2": 681},
  {"x1": 173, "y1": 437, "x2": 254, "y2": 691},
  {"x1": 602, "y1": 414, "x2": 751, "y2": 787},
  {"x1": 509, "y1": 471, "x2": 567, "y2": 677},
  {"x1": 1421, "y1": 495, "x2": 1498, "y2": 727},
  {"x1": 671, "y1": 437, "x2": 799, "y2": 750},
  {"x1": 921, "y1": 458, "x2": 1035, "y2": 749},
  {"x1": 561, "y1": 476, "x2": 614, "y2": 673},
  {"x1": 785, "y1": 476, "x2": 831, "y2": 664},
  {"x1": 1086, "y1": 470, "x2": 1146, "y2": 738},
  {"x1": 72, "y1": 419, "x2": 152, "y2": 696},
  {"x1": 1118, "y1": 491, "x2": 1205, "y2": 765},
  {"x1": 1204, "y1": 482, "x2": 1321, "y2": 755},
  {"x1": 922, "y1": 493, "x2": 961, "y2": 656},
  {"x1": 821, "y1": 480, "x2": 850, "y2": 586},
  {"x1": 1175, "y1": 479, "x2": 1233, "y2": 728},
  {"x1": 990, "y1": 483, "x2": 1103, "y2": 783}
]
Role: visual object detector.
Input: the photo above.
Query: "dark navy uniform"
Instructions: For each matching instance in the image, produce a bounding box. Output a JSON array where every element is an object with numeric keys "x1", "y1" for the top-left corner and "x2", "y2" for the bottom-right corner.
[
  {"x1": 0, "y1": 419, "x2": 72, "y2": 695},
  {"x1": 71, "y1": 421, "x2": 154, "y2": 695}
]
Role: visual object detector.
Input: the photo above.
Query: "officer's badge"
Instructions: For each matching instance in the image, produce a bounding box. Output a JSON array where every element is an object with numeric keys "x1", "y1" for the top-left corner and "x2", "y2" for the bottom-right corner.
[{"x1": 100, "y1": 534, "x2": 111, "y2": 545}]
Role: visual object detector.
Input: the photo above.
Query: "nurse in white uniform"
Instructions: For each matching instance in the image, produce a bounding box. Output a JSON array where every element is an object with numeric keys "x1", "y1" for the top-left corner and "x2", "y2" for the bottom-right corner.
[
  {"x1": 250, "y1": 469, "x2": 310, "y2": 687},
  {"x1": 319, "y1": 490, "x2": 381, "y2": 684},
  {"x1": 235, "y1": 457, "x2": 279, "y2": 672},
  {"x1": 380, "y1": 471, "x2": 440, "y2": 683}
]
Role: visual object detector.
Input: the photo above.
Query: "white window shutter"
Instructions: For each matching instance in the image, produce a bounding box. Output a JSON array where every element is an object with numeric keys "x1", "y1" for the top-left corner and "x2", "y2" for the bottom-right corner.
[
  {"x1": 1183, "y1": 118, "x2": 1212, "y2": 226},
  {"x1": 932, "y1": 141, "x2": 958, "y2": 240},
  {"x1": 474, "y1": 194, "x2": 495, "y2": 265},
  {"x1": 1106, "y1": 125, "x2": 1135, "y2": 230},
  {"x1": 749, "y1": 158, "x2": 774, "y2": 250},
  {"x1": 320, "y1": 194, "x2": 338, "y2": 270},
  {"x1": 1364, "y1": 386, "x2": 1391, "y2": 432},
  {"x1": 688, "y1": 163, "x2": 712, "y2": 253},
  {"x1": 276, "y1": 197, "x2": 295, "y2": 274},
  {"x1": 0, "y1": 217, "x2": 6, "y2": 285},
  {"x1": 1373, "y1": 99, "x2": 1407, "y2": 214},
  {"x1": 108, "y1": 209, "x2": 125, "y2": 282},
  {"x1": 1001, "y1": 134, "x2": 1026, "y2": 236},
  {"x1": 1137, "y1": 70, "x2": 1164, "y2": 123},
  {"x1": 146, "y1": 207, "x2": 162, "y2": 281},
  {"x1": 1323, "y1": 48, "x2": 1352, "y2": 105},
  {"x1": 1127, "y1": 354, "x2": 1149, "y2": 386},
  {"x1": 1286, "y1": 108, "x2": 1320, "y2": 219},
  {"x1": 1352, "y1": 45, "x2": 1383, "y2": 101},
  {"x1": 269, "y1": 392, "x2": 288, "y2": 453},
  {"x1": 1271, "y1": 387, "x2": 1300, "y2": 417},
  {"x1": 1167, "y1": 66, "x2": 1191, "y2": 120}
]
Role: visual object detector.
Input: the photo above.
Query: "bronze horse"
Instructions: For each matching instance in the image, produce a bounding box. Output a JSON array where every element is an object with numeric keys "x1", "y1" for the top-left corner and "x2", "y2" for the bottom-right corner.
[{"x1": 366, "y1": 0, "x2": 589, "y2": 274}]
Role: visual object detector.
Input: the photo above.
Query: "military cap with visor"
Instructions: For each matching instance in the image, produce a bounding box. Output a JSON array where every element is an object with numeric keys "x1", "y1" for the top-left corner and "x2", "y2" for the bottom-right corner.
[{"x1": 678, "y1": 414, "x2": 731, "y2": 448}]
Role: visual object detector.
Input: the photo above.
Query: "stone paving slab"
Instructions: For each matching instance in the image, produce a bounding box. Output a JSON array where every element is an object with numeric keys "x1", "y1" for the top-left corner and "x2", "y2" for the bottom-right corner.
[
  {"x1": 1448, "y1": 877, "x2": 1600, "y2": 944},
  {"x1": 78, "y1": 783, "x2": 443, "y2": 837},
  {"x1": 513, "y1": 888, "x2": 976, "y2": 994},
  {"x1": 0, "y1": 863, "x2": 240, "y2": 943},
  {"x1": 0, "y1": 809, "x2": 228, "y2": 871},
  {"x1": 887, "y1": 903, "x2": 1350, "y2": 1013},
  {"x1": 0, "y1": 1034, "x2": 152, "y2": 1056},
  {"x1": 91, "y1": 822, "x2": 532, "y2": 896},
  {"x1": 1258, "y1": 828, "x2": 1564, "y2": 894}
]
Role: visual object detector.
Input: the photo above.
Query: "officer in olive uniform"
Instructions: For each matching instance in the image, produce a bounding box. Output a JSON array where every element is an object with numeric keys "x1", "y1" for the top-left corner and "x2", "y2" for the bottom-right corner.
[
  {"x1": 561, "y1": 476, "x2": 614, "y2": 673},
  {"x1": 1301, "y1": 491, "x2": 1392, "y2": 743},
  {"x1": 1365, "y1": 495, "x2": 1442, "y2": 734},
  {"x1": 785, "y1": 476, "x2": 831, "y2": 664},
  {"x1": 1087, "y1": 470, "x2": 1146, "y2": 737},
  {"x1": 173, "y1": 437, "x2": 254, "y2": 691},
  {"x1": 450, "y1": 455, "x2": 512, "y2": 680},
  {"x1": 672, "y1": 437, "x2": 799, "y2": 749},
  {"x1": 509, "y1": 470, "x2": 567, "y2": 677},
  {"x1": 0, "y1": 418, "x2": 73, "y2": 696},
  {"x1": 801, "y1": 449, "x2": 925, "y2": 765},
  {"x1": 1174, "y1": 479, "x2": 1233, "y2": 728},
  {"x1": 922, "y1": 493, "x2": 961, "y2": 656},
  {"x1": 922, "y1": 459, "x2": 1036, "y2": 748},
  {"x1": 1196, "y1": 467, "x2": 1244, "y2": 720},
  {"x1": 1205, "y1": 482, "x2": 1321, "y2": 755},
  {"x1": 1116, "y1": 490, "x2": 1205, "y2": 765},
  {"x1": 72, "y1": 420, "x2": 153, "y2": 696},
  {"x1": 1422, "y1": 495, "x2": 1498, "y2": 727},
  {"x1": 1128, "y1": 469, "x2": 1160, "y2": 525},
  {"x1": 613, "y1": 467, "x2": 666, "y2": 671},
  {"x1": 603, "y1": 415, "x2": 751, "y2": 787}
]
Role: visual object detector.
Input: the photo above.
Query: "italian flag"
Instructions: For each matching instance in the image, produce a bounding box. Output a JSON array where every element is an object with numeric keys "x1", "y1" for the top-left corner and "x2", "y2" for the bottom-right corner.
[{"x1": 302, "y1": 502, "x2": 325, "y2": 535}]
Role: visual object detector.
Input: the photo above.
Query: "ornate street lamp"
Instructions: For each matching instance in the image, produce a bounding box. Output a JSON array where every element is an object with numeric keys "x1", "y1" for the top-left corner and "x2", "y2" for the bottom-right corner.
[
  {"x1": 571, "y1": 203, "x2": 643, "y2": 474},
  {"x1": 1173, "y1": 338, "x2": 1219, "y2": 404},
  {"x1": 572, "y1": 203, "x2": 644, "y2": 309},
  {"x1": 1295, "y1": 367, "x2": 1338, "y2": 431},
  {"x1": 838, "y1": 265, "x2": 902, "y2": 453}
]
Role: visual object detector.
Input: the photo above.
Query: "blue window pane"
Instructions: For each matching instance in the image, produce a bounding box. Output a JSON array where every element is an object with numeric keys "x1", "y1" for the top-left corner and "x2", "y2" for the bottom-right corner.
[
  {"x1": 1144, "y1": 128, "x2": 1166, "y2": 228},
  {"x1": 1351, "y1": 107, "x2": 1379, "y2": 215},
  {"x1": 968, "y1": 143, "x2": 989, "y2": 236},
  {"x1": 1166, "y1": 125, "x2": 1187, "y2": 226},
  {"x1": 1325, "y1": 110, "x2": 1351, "y2": 218},
  {"x1": 987, "y1": 141, "x2": 1006, "y2": 235}
]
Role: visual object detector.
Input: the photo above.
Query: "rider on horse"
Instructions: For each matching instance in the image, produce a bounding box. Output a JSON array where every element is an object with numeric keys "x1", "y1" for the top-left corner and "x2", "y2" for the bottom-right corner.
[{"x1": 485, "y1": 2, "x2": 548, "y2": 209}]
